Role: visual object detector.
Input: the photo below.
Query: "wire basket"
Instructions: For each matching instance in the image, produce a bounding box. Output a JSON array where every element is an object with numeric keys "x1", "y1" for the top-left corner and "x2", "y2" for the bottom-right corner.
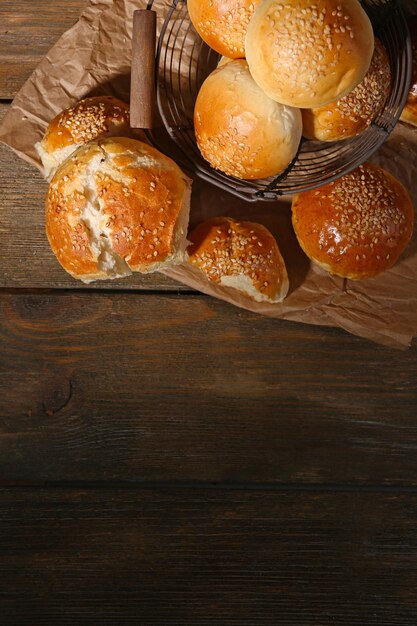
[{"x1": 145, "y1": 0, "x2": 412, "y2": 201}]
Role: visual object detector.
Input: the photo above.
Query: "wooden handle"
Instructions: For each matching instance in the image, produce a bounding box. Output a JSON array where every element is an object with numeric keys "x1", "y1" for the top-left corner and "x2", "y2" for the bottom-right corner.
[{"x1": 130, "y1": 9, "x2": 157, "y2": 129}]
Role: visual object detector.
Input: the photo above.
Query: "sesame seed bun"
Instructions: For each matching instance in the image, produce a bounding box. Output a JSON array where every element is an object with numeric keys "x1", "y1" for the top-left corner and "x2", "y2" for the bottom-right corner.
[
  {"x1": 46, "y1": 137, "x2": 192, "y2": 283},
  {"x1": 36, "y1": 96, "x2": 130, "y2": 180},
  {"x1": 245, "y1": 0, "x2": 375, "y2": 108},
  {"x1": 302, "y1": 39, "x2": 391, "y2": 141},
  {"x1": 187, "y1": 217, "x2": 289, "y2": 303},
  {"x1": 400, "y1": 16, "x2": 417, "y2": 127},
  {"x1": 292, "y1": 163, "x2": 414, "y2": 280},
  {"x1": 188, "y1": 0, "x2": 261, "y2": 59},
  {"x1": 194, "y1": 60, "x2": 302, "y2": 180}
]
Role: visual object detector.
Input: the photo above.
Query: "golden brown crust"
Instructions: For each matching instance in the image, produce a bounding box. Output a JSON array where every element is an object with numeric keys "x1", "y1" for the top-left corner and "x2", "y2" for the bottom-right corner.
[
  {"x1": 400, "y1": 16, "x2": 417, "y2": 127},
  {"x1": 46, "y1": 137, "x2": 191, "y2": 282},
  {"x1": 47, "y1": 189, "x2": 99, "y2": 279},
  {"x1": 187, "y1": 217, "x2": 289, "y2": 302},
  {"x1": 194, "y1": 60, "x2": 302, "y2": 180},
  {"x1": 41, "y1": 96, "x2": 130, "y2": 153},
  {"x1": 291, "y1": 163, "x2": 414, "y2": 280},
  {"x1": 245, "y1": 0, "x2": 374, "y2": 108},
  {"x1": 302, "y1": 40, "x2": 391, "y2": 141},
  {"x1": 188, "y1": 0, "x2": 261, "y2": 58}
]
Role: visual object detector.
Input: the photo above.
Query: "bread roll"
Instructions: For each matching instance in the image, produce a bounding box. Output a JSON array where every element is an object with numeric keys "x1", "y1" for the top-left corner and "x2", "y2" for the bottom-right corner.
[
  {"x1": 217, "y1": 56, "x2": 234, "y2": 67},
  {"x1": 188, "y1": 217, "x2": 289, "y2": 302},
  {"x1": 46, "y1": 138, "x2": 191, "y2": 283},
  {"x1": 188, "y1": 0, "x2": 261, "y2": 59},
  {"x1": 194, "y1": 60, "x2": 302, "y2": 180},
  {"x1": 302, "y1": 39, "x2": 390, "y2": 141},
  {"x1": 400, "y1": 16, "x2": 417, "y2": 127},
  {"x1": 36, "y1": 96, "x2": 130, "y2": 179},
  {"x1": 292, "y1": 163, "x2": 414, "y2": 280},
  {"x1": 245, "y1": 0, "x2": 374, "y2": 108}
]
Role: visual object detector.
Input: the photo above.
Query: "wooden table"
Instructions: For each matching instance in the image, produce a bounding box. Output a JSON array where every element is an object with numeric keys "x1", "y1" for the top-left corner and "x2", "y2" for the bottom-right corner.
[{"x1": 1, "y1": 1, "x2": 417, "y2": 623}]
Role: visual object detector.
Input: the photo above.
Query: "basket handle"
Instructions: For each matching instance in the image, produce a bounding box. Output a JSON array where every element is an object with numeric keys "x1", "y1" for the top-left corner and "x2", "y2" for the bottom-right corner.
[{"x1": 130, "y1": 9, "x2": 157, "y2": 129}]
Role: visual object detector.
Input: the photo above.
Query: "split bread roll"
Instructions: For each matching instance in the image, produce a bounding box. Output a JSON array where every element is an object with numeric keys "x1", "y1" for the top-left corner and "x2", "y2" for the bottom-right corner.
[
  {"x1": 188, "y1": 0, "x2": 261, "y2": 59},
  {"x1": 245, "y1": 0, "x2": 374, "y2": 108},
  {"x1": 302, "y1": 39, "x2": 391, "y2": 141},
  {"x1": 36, "y1": 96, "x2": 130, "y2": 179},
  {"x1": 46, "y1": 138, "x2": 191, "y2": 283},
  {"x1": 292, "y1": 163, "x2": 414, "y2": 280},
  {"x1": 194, "y1": 60, "x2": 302, "y2": 180},
  {"x1": 400, "y1": 15, "x2": 417, "y2": 127},
  {"x1": 188, "y1": 217, "x2": 289, "y2": 303}
]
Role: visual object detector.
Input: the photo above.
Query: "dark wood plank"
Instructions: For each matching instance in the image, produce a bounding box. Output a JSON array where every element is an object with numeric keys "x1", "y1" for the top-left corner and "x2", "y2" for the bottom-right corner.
[
  {"x1": 0, "y1": 129, "x2": 189, "y2": 290},
  {"x1": 1, "y1": 291, "x2": 416, "y2": 485},
  {"x1": 0, "y1": 487, "x2": 417, "y2": 624},
  {"x1": 0, "y1": 0, "x2": 88, "y2": 98}
]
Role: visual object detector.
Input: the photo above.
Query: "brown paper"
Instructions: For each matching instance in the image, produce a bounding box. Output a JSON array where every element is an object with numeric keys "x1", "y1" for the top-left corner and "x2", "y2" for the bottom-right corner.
[{"x1": 1, "y1": 0, "x2": 416, "y2": 349}]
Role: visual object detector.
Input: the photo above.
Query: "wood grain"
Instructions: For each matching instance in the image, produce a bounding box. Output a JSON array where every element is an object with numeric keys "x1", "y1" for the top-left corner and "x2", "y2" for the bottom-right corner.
[
  {"x1": 1, "y1": 487, "x2": 417, "y2": 624},
  {"x1": 0, "y1": 0, "x2": 88, "y2": 98},
  {"x1": 0, "y1": 130, "x2": 189, "y2": 291},
  {"x1": 130, "y1": 10, "x2": 157, "y2": 129},
  {"x1": 1, "y1": 291, "x2": 416, "y2": 485}
]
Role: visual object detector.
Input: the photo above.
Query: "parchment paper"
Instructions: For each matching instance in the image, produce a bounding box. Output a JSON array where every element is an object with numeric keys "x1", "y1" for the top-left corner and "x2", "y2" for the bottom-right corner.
[{"x1": 0, "y1": 0, "x2": 416, "y2": 348}]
